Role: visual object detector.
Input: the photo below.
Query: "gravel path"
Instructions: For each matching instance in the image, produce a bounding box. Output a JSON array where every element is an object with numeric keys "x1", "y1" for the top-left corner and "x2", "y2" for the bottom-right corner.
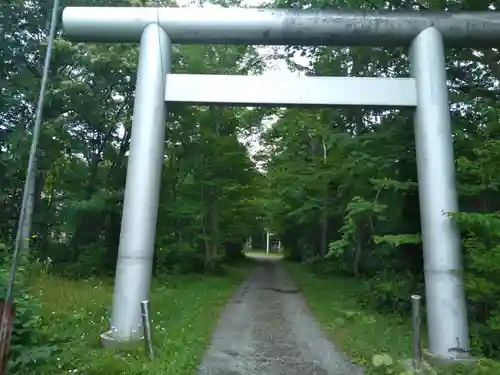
[{"x1": 197, "y1": 255, "x2": 365, "y2": 375}]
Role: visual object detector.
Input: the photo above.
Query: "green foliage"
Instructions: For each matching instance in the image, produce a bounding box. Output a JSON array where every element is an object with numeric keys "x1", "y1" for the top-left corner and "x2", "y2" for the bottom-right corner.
[
  {"x1": 1, "y1": 0, "x2": 267, "y2": 371},
  {"x1": 449, "y1": 212, "x2": 500, "y2": 356},
  {"x1": 0, "y1": 259, "x2": 58, "y2": 372},
  {"x1": 288, "y1": 263, "x2": 500, "y2": 375},
  {"x1": 27, "y1": 264, "x2": 250, "y2": 375},
  {"x1": 1, "y1": 0, "x2": 265, "y2": 274},
  {"x1": 260, "y1": 0, "x2": 500, "y2": 364},
  {"x1": 327, "y1": 196, "x2": 387, "y2": 261},
  {"x1": 4, "y1": 0, "x2": 500, "y2": 371}
]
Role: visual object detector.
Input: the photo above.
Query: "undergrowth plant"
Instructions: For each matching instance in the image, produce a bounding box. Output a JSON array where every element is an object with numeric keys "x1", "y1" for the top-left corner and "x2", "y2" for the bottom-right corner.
[{"x1": 0, "y1": 253, "x2": 60, "y2": 372}]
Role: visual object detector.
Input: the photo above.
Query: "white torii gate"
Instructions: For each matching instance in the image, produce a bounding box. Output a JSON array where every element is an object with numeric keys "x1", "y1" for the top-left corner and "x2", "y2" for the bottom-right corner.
[{"x1": 61, "y1": 6, "x2": 500, "y2": 360}]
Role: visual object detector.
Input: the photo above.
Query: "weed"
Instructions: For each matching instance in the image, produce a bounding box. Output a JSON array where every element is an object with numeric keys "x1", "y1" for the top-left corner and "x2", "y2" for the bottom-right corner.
[
  {"x1": 18, "y1": 265, "x2": 249, "y2": 375},
  {"x1": 285, "y1": 262, "x2": 500, "y2": 375}
]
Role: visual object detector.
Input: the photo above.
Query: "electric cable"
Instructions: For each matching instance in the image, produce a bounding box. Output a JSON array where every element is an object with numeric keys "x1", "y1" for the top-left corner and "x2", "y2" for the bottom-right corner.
[{"x1": 4, "y1": 0, "x2": 60, "y2": 304}]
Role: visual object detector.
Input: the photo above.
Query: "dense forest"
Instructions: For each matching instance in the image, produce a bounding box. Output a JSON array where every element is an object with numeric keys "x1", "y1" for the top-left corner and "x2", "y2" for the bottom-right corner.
[{"x1": 3, "y1": 0, "x2": 500, "y2": 373}]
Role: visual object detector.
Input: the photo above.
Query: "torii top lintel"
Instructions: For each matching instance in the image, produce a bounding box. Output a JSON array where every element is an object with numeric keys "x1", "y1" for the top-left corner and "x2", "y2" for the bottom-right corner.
[{"x1": 62, "y1": 7, "x2": 500, "y2": 47}]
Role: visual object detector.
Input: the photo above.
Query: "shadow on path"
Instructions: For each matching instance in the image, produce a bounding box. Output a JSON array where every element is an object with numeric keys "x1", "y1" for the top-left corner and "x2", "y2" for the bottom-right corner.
[{"x1": 197, "y1": 255, "x2": 365, "y2": 375}]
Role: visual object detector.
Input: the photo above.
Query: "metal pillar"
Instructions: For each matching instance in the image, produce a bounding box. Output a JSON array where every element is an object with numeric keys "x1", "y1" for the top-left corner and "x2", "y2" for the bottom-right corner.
[
  {"x1": 411, "y1": 294, "x2": 422, "y2": 369},
  {"x1": 21, "y1": 164, "x2": 36, "y2": 254},
  {"x1": 266, "y1": 231, "x2": 270, "y2": 254},
  {"x1": 101, "y1": 23, "x2": 171, "y2": 345},
  {"x1": 410, "y1": 26, "x2": 469, "y2": 359}
]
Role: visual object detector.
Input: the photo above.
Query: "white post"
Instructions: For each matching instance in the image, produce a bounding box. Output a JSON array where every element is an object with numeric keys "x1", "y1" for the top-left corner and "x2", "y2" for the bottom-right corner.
[
  {"x1": 266, "y1": 231, "x2": 270, "y2": 254},
  {"x1": 410, "y1": 26, "x2": 469, "y2": 359},
  {"x1": 101, "y1": 23, "x2": 171, "y2": 346}
]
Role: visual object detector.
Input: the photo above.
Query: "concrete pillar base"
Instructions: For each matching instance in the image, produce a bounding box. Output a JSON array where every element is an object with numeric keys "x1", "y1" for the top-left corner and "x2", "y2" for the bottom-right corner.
[
  {"x1": 100, "y1": 330, "x2": 143, "y2": 349},
  {"x1": 422, "y1": 349, "x2": 477, "y2": 371}
]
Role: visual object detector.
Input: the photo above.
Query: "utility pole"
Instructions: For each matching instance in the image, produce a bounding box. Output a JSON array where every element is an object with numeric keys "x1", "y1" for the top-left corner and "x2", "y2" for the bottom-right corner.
[{"x1": 21, "y1": 163, "x2": 36, "y2": 255}]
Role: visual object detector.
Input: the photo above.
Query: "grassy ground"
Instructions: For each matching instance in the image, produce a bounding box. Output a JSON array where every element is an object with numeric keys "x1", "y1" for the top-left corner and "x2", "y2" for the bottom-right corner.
[
  {"x1": 285, "y1": 262, "x2": 500, "y2": 375},
  {"x1": 27, "y1": 264, "x2": 250, "y2": 375},
  {"x1": 244, "y1": 249, "x2": 284, "y2": 258},
  {"x1": 285, "y1": 263, "x2": 413, "y2": 367}
]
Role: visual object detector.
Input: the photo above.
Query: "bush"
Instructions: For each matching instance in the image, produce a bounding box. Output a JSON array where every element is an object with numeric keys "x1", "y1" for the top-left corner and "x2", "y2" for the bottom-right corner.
[{"x1": 0, "y1": 257, "x2": 59, "y2": 373}]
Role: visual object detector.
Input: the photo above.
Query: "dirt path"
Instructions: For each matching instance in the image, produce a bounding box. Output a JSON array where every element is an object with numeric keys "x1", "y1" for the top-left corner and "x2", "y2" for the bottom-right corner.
[{"x1": 197, "y1": 255, "x2": 365, "y2": 375}]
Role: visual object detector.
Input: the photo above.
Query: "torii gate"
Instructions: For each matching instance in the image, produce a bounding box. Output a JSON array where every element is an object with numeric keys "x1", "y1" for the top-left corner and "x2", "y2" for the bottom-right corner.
[{"x1": 62, "y1": 6, "x2": 500, "y2": 360}]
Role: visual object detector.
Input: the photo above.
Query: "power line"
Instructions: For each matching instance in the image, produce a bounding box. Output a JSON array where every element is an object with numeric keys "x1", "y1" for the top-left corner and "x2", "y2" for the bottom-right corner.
[{"x1": 4, "y1": 0, "x2": 60, "y2": 303}]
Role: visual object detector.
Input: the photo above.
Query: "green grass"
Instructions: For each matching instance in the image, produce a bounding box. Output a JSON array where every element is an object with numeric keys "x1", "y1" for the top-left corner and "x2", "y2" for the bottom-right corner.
[
  {"x1": 285, "y1": 262, "x2": 413, "y2": 368},
  {"x1": 244, "y1": 250, "x2": 283, "y2": 258},
  {"x1": 28, "y1": 265, "x2": 250, "y2": 375},
  {"x1": 285, "y1": 262, "x2": 500, "y2": 375}
]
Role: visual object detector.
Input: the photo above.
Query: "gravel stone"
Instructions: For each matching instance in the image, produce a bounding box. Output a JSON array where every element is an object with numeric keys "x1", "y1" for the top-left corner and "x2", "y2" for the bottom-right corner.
[{"x1": 197, "y1": 255, "x2": 365, "y2": 375}]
